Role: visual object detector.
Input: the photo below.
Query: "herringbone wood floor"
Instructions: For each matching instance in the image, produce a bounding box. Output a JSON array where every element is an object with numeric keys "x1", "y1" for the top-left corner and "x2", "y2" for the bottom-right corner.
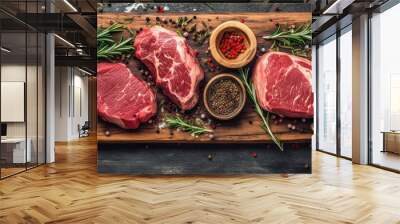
[{"x1": 1, "y1": 137, "x2": 400, "y2": 224}]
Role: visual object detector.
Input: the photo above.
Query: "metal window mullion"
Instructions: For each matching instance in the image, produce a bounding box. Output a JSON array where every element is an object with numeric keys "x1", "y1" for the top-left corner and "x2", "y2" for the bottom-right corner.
[
  {"x1": 336, "y1": 28, "x2": 341, "y2": 157},
  {"x1": 315, "y1": 44, "x2": 320, "y2": 151},
  {"x1": 36, "y1": 0, "x2": 39, "y2": 167},
  {"x1": 367, "y1": 11, "x2": 373, "y2": 165},
  {"x1": 25, "y1": 0, "x2": 28, "y2": 171}
]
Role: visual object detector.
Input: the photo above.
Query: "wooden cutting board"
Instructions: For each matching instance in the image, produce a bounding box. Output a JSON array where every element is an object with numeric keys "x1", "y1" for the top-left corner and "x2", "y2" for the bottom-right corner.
[{"x1": 97, "y1": 12, "x2": 313, "y2": 143}]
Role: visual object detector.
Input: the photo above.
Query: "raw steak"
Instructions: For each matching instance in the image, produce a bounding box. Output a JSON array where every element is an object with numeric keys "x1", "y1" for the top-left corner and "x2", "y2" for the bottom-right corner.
[
  {"x1": 97, "y1": 63, "x2": 157, "y2": 129},
  {"x1": 253, "y1": 51, "x2": 313, "y2": 118},
  {"x1": 134, "y1": 26, "x2": 204, "y2": 110}
]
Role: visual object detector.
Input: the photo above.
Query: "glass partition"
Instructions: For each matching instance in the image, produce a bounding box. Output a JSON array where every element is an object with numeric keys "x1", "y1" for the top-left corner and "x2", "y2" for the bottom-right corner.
[
  {"x1": 0, "y1": 0, "x2": 46, "y2": 179},
  {"x1": 1, "y1": 31, "x2": 28, "y2": 177},
  {"x1": 317, "y1": 35, "x2": 337, "y2": 154},
  {"x1": 27, "y1": 31, "x2": 38, "y2": 169}
]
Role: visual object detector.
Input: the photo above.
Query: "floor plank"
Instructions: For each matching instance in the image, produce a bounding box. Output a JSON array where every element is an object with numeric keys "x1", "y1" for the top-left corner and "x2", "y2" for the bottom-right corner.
[{"x1": 0, "y1": 136, "x2": 399, "y2": 224}]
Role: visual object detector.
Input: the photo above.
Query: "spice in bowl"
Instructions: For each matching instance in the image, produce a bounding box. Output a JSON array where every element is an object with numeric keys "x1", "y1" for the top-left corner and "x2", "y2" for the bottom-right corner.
[
  {"x1": 219, "y1": 31, "x2": 247, "y2": 59},
  {"x1": 208, "y1": 79, "x2": 241, "y2": 115},
  {"x1": 204, "y1": 73, "x2": 246, "y2": 120}
]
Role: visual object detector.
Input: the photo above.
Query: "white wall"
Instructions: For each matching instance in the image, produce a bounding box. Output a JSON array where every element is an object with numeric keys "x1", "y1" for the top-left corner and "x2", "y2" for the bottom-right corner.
[{"x1": 54, "y1": 66, "x2": 89, "y2": 141}]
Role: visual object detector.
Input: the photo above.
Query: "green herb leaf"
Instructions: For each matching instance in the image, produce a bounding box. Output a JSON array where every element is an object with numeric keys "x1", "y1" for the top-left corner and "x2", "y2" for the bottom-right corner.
[
  {"x1": 263, "y1": 23, "x2": 311, "y2": 57},
  {"x1": 97, "y1": 23, "x2": 135, "y2": 60},
  {"x1": 238, "y1": 68, "x2": 284, "y2": 151},
  {"x1": 166, "y1": 116, "x2": 213, "y2": 136}
]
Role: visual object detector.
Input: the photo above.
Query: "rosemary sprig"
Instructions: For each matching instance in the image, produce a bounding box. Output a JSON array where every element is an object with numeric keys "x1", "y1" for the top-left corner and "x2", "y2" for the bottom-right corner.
[
  {"x1": 97, "y1": 23, "x2": 134, "y2": 60},
  {"x1": 238, "y1": 68, "x2": 284, "y2": 151},
  {"x1": 97, "y1": 23, "x2": 124, "y2": 44},
  {"x1": 166, "y1": 116, "x2": 213, "y2": 136},
  {"x1": 263, "y1": 23, "x2": 311, "y2": 57},
  {"x1": 97, "y1": 37, "x2": 134, "y2": 60}
]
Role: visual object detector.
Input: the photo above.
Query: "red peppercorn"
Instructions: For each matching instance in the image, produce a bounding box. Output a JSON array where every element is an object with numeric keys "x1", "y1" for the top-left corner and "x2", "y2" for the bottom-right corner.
[{"x1": 218, "y1": 31, "x2": 247, "y2": 59}]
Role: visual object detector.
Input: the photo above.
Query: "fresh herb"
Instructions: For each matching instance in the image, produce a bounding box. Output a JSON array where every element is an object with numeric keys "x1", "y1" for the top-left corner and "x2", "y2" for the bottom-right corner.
[
  {"x1": 97, "y1": 23, "x2": 135, "y2": 60},
  {"x1": 175, "y1": 16, "x2": 194, "y2": 37},
  {"x1": 176, "y1": 29, "x2": 183, "y2": 37},
  {"x1": 166, "y1": 116, "x2": 213, "y2": 136},
  {"x1": 238, "y1": 68, "x2": 284, "y2": 151},
  {"x1": 176, "y1": 16, "x2": 193, "y2": 28},
  {"x1": 263, "y1": 23, "x2": 311, "y2": 57},
  {"x1": 196, "y1": 29, "x2": 211, "y2": 45},
  {"x1": 97, "y1": 23, "x2": 124, "y2": 44},
  {"x1": 97, "y1": 37, "x2": 134, "y2": 60}
]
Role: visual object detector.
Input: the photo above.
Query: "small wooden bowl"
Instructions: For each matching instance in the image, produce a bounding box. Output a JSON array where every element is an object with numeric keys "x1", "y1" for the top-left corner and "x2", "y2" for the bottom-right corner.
[
  {"x1": 203, "y1": 73, "x2": 246, "y2": 120},
  {"x1": 209, "y1": 21, "x2": 257, "y2": 69}
]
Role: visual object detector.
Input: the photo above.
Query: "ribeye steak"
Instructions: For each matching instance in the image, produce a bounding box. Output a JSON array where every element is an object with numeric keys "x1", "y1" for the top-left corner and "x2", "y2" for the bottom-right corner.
[
  {"x1": 253, "y1": 51, "x2": 313, "y2": 118},
  {"x1": 134, "y1": 26, "x2": 204, "y2": 110},
  {"x1": 97, "y1": 63, "x2": 157, "y2": 129}
]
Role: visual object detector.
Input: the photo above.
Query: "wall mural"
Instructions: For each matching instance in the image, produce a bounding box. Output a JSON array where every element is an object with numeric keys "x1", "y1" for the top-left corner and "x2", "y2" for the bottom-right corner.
[{"x1": 96, "y1": 3, "x2": 313, "y2": 174}]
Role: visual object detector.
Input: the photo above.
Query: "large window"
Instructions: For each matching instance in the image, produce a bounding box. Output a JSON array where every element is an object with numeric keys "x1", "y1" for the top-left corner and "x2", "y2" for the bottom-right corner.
[
  {"x1": 339, "y1": 27, "x2": 352, "y2": 158},
  {"x1": 317, "y1": 35, "x2": 337, "y2": 154},
  {"x1": 316, "y1": 25, "x2": 353, "y2": 159},
  {"x1": 370, "y1": 3, "x2": 400, "y2": 171}
]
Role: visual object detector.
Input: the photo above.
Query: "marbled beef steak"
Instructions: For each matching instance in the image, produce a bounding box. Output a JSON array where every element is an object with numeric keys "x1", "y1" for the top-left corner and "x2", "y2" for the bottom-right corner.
[
  {"x1": 97, "y1": 63, "x2": 157, "y2": 129},
  {"x1": 134, "y1": 26, "x2": 204, "y2": 110},
  {"x1": 253, "y1": 51, "x2": 313, "y2": 118}
]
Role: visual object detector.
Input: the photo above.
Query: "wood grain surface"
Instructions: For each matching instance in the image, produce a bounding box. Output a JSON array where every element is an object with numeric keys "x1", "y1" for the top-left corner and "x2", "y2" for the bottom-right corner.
[
  {"x1": 2, "y1": 138, "x2": 400, "y2": 223},
  {"x1": 97, "y1": 12, "x2": 312, "y2": 143}
]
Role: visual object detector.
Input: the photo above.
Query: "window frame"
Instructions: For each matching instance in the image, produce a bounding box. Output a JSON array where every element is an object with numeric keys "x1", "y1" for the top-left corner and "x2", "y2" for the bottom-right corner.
[{"x1": 315, "y1": 23, "x2": 353, "y2": 161}]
